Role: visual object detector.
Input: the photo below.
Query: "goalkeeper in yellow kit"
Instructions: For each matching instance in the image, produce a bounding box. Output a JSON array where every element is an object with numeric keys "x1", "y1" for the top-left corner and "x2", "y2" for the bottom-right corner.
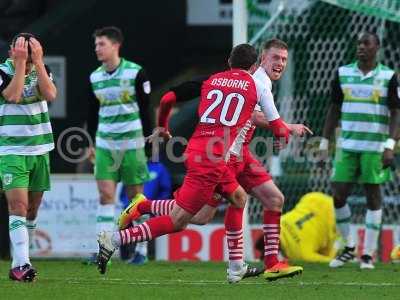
[{"x1": 278, "y1": 192, "x2": 337, "y2": 263}]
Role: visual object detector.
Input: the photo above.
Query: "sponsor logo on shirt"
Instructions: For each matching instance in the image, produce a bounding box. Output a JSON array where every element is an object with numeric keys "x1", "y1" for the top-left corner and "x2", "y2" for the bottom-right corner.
[{"x1": 344, "y1": 86, "x2": 381, "y2": 102}]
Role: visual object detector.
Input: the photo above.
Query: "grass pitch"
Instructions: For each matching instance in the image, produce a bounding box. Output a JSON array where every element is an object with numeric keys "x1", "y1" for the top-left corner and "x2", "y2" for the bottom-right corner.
[{"x1": 1, "y1": 260, "x2": 399, "y2": 299}]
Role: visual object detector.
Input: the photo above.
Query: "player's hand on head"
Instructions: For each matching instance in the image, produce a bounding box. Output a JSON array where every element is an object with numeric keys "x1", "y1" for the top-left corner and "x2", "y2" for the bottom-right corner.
[
  {"x1": 28, "y1": 37, "x2": 44, "y2": 65},
  {"x1": 382, "y1": 149, "x2": 395, "y2": 169},
  {"x1": 146, "y1": 127, "x2": 172, "y2": 144},
  {"x1": 288, "y1": 124, "x2": 313, "y2": 137},
  {"x1": 11, "y1": 37, "x2": 28, "y2": 62}
]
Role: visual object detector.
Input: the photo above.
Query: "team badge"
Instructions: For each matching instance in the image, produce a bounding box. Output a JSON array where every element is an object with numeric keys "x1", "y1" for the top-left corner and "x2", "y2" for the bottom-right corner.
[
  {"x1": 3, "y1": 173, "x2": 13, "y2": 185},
  {"x1": 121, "y1": 90, "x2": 131, "y2": 102}
]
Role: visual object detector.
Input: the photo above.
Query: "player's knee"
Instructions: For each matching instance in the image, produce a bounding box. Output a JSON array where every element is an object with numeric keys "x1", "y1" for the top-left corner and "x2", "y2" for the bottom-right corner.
[
  {"x1": 171, "y1": 212, "x2": 192, "y2": 231},
  {"x1": 172, "y1": 218, "x2": 189, "y2": 231},
  {"x1": 230, "y1": 188, "x2": 247, "y2": 208},
  {"x1": 99, "y1": 189, "x2": 114, "y2": 204},
  {"x1": 233, "y1": 194, "x2": 247, "y2": 208},
  {"x1": 262, "y1": 192, "x2": 284, "y2": 211},
  {"x1": 365, "y1": 189, "x2": 382, "y2": 210},
  {"x1": 125, "y1": 186, "x2": 144, "y2": 199},
  {"x1": 191, "y1": 218, "x2": 207, "y2": 226},
  {"x1": 275, "y1": 192, "x2": 285, "y2": 208},
  {"x1": 190, "y1": 213, "x2": 212, "y2": 225},
  {"x1": 366, "y1": 198, "x2": 381, "y2": 210},
  {"x1": 8, "y1": 199, "x2": 28, "y2": 215},
  {"x1": 27, "y1": 206, "x2": 39, "y2": 220}
]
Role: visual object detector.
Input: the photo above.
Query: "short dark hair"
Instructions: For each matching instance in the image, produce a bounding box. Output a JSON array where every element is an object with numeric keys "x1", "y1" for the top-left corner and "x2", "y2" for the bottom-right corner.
[
  {"x1": 228, "y1": 43, "x2": 258, "y2": 70},
  {"x1": 360, "y1": 31, "x2": 380, "y2": 46},
  {"x1": 262, "y1": 38, "x2": 288, "y2": 51},
  {"x1": 93, "y1": 26, "x2": 124, "y2": 45},
  {"x1": 11, "y1": 33, "x2": 37, "y2": 56}
]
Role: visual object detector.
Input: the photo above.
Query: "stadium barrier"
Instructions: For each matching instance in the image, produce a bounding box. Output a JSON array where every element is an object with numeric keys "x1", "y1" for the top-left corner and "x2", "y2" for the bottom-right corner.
[{"x1": 29, "y1": 175, "x2": 399, "y2": 262}]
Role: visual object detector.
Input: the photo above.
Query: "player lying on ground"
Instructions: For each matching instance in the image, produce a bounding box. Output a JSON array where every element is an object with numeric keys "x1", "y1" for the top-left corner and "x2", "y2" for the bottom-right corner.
[
  {"x1": 119, "y1": 39, "x2": 312, "y2": 282},
  {"x1": 255, "y1": 192, "x2": 337, "y2": 263}
]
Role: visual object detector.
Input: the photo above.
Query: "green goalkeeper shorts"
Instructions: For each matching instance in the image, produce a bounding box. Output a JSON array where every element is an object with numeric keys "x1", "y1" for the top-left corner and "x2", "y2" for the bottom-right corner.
[
  {"x1": 0, "y1": 153, "x2": 51, "y2": 191},
  {"x1": 94, "y1": 147, "x2": 150, "y2": 185},
  {"x1": 331, "y1": 149, "x2": 391, "y2": 184}
]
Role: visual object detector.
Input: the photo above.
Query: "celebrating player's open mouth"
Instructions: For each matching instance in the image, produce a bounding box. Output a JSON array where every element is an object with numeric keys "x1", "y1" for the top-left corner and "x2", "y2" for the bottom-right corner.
[{"x1": 272, "y1": 66, "x2": 282, "y2": 77}]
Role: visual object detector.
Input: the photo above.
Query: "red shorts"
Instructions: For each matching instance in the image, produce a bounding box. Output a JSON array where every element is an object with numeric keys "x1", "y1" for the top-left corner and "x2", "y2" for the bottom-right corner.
[
  {"x1": 215, "y1": 147, "x2": 271, "y2": 197},
  {"x1": 236, "y1": 147, "x2": 272, "y2": 192},
  {"x1": 212, "y1": 147, "x2": 271, "y2": 205},
  {"x1": 175, "y1": 151, "x2": 239, "y2": 215}
]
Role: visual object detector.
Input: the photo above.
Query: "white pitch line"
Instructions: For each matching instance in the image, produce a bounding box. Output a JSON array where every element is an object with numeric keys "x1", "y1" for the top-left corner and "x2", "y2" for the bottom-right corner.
[{"x1": 63, "y1": 279, "x2": 400, "y2": 287}]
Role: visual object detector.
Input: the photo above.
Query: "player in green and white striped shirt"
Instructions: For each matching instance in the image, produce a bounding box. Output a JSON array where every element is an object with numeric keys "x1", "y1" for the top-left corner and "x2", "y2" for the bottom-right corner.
[
  {"x1": 0, "y1": 33, "x2": 57, "y2": 281},
  {"x1": 320, "y1": 32, "x2": 400, "y2": 269},
  {"x1": 85, "y1": 27, "x2": 151, "y2": 263}
]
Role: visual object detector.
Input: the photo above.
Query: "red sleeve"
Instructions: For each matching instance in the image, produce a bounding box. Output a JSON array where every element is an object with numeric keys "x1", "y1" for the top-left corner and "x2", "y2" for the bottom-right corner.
[
  {"x1": 269, "y1": 118, "x2": 291, "y2": 143},
  {"x1": 157, "y1": 91, "x2": 177, "y2": 129}
]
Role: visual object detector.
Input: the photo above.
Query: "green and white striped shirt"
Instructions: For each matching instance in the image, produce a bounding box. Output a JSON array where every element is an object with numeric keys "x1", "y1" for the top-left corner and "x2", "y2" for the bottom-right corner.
[
  {"x1": 334, "y1": 62, "x2": 399, "y2": 153},
  {"x1": 0, "y1": 59, "x2": 54, "y2": 155},
  {"x1": 90, "y1": 58, "x2": 146, "y2": 151}
]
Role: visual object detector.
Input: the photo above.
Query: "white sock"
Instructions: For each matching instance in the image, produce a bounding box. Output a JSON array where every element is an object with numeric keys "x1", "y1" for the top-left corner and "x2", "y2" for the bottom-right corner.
[
  {"x1": 134, "y1": 215, "x2": 148, "y2": 256},
  {"x1": 111, "y1": 232, "x2": 121, "y2": 248},
  {"x1": 96, "y1": 204, "x2": 115, "y2": 251},
  {"x1": 135, "y1": 241, "x2": 148, "y2": 256},
  {"x1": 26, "y1": 219, "x2": 37, "y2": 250},
  {"x1": 364, "y1": 209, "x2": 382, "y2": 257},
  {"x1": 229, "y1": 260, "x2": 244, "y2": 272},
  {"x1": 9, "y1": 215, "x2": 30, "y2": 268},
  {"x1": 335, "y1": 204, "x2": 354, "y2": 248}
]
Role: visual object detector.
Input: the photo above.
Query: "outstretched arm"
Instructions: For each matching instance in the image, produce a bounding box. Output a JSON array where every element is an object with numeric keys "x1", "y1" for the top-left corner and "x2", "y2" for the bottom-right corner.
[
  {"x1": 148, "y1": 76, "x2": 208, "y2": 143},
  {"x1": 255, "y1": 83, "x2": 291, "y2": 144},
  {"x1": 251, "y1": 111, "x2": 313, "y2": 136},
  {"x1": 158, "y1": 76, "x2": 208, "y2": 128}
]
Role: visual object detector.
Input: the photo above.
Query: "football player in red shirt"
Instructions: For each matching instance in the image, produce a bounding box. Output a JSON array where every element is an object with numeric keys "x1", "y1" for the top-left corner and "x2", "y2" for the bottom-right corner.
[
  {"x1": 97, "y1": 43, "x2": 299, "y2": 278},
  {"x1": 119, "y1": 39, "x2": 312, "y2": 282}
]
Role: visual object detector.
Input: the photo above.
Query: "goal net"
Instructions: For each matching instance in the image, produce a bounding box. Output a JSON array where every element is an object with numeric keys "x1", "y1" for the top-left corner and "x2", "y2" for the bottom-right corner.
[{"x1": 246, "y1": 0, "x2": 400, "y2": 234}]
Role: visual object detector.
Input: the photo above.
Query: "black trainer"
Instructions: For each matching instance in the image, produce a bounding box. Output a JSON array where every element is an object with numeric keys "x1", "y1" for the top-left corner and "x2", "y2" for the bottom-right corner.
[
  {"x1": 242, "y1": 265, "x2": 264, "y2": 279},
  {"x1": 360, "y1": 254, "x2": 375, "y2": 269},
  {"x1": 9, "y1": 264, "x2": 37, "y2": 282},
  {"x1": 329, "y1": 246, "x2": 355, "y2": 268},
  {"x1": 97, "y1": 231, "x2": 116, "y2": 274}
]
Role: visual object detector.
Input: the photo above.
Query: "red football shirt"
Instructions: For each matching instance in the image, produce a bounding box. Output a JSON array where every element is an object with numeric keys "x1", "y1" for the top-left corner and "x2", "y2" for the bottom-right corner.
[{"x1": 186, "y1": 69, "x2": 258, "y2": 156}]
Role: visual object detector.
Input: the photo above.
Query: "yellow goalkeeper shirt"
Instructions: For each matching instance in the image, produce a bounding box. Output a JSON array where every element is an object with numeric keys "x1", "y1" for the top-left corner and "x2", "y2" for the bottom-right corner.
[{"x1": 280, "y1": 192, "x2": 337, "y2": 263}]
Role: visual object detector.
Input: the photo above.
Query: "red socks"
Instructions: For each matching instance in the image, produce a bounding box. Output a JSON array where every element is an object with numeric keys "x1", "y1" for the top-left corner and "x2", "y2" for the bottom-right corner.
[
  {"x1": 138, "y1": 199, "x2": 175, "y2": 216},
  {"x1": 224, "y1": 206, "x2": 244, "y2": 263},
  {"x1": 119, "y1": 215, "x2": 175, "y2": 245},
  {"x1": 263, "y1": 210, "x2": 281, "y2": 269}
]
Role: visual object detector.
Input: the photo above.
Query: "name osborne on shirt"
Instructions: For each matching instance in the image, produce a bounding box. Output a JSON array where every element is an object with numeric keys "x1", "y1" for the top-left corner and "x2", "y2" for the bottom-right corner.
[{"x1": 211, "y1": 77, "x2": 250, "y2": 91}]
